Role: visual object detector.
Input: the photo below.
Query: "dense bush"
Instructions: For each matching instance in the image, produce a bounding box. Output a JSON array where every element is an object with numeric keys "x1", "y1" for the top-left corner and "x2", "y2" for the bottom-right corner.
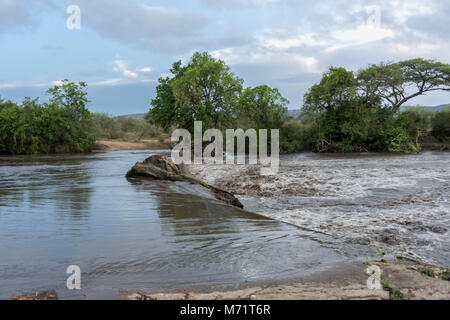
[
  {"x1": 148, "y1": 54, "x2": 449, "y2": 154},
  {"x1": 280, "y1": 120, "x2": 316, "y2": 154},
  {"x1": 301, "y1": 64, "x2": 450, "y2": 153},
  {"x1": 5, "y1": 56, "x2": 447, "y2": 156},
  {"x1": 300, "y1": 102, "x2": 431, "y2": 153},
  {"x1": 0, "y1": 81, "x2": 96, "y2": 155},
  {"x1": 0, "y1": 101, "x2": 95, "y2": 154},
  {"x1": 92, "y1": 113, "x2": 163, "y2": 142},
  {"x1": 237, "y1": 85, "x2": 289, "y2": 130},
  {"x1": 431, "y1": 108, "x2": 450, "y2": 142}
]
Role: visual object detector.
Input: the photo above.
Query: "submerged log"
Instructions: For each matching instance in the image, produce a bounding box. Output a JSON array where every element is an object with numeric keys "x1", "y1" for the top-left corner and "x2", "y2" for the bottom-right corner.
[{"x1": 126, "y1": 155, "x2": 243, "y2": 209}]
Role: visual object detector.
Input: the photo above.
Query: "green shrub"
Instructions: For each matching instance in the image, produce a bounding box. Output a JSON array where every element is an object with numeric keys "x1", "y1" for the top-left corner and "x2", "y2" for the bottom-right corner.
[
  {"x1": 431, "y1": 108, "x2": 450, "y2": 142},
  {"x1": 91, "y1": 115, "x2": 163, "y2": 142},
  {"x1": 418, "y1": 267, "x2": 435, "y2": 278},
  {"x1": 387, "y1": 128, "x2": 420, "y2": 153},
  {"x1": 0, "y1": 82, "x2": 96, "y2": 155},
  {"x1": 280, "y1": 120, "x2": 310, "y2": 154}
]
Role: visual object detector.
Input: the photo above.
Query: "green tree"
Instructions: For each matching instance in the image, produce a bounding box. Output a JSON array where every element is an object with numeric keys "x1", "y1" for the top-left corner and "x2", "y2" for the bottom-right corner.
[
  {"x1": 301, "y1": 64, "x2": 428, "y2": 153},
  {"x1": 149, "y1": 52, "x2": 243, "y2": 132},
  {"x1": 431, "y1": 107, "x2": 450, "y2": 142},
  {"x1": 303, "y1": 67, "x2": 357, "y2": 113},
  {"x1": 238, "y1": 85, "x2": 289, "y2": 129},
  {"x1": 46, "y1": 79, "x2": 90, "y2": 121},
  {"x1": 302, "y1": 67, "x2": 358, "y2": 151},
  {"x1": 0, "y1": 81, "x2": 96, "y2": 155},
  {"x1": 91, "y1": 113, "x2": 122, "y2": 139},
  {"x1": 357, "y1": 59, "x2": 450, "y2": 113},
  {"x1": 148, "y1": 74, "x2": 178, "y2": 130},
  {"x1": 396, "y1": 109, "x2": 432, "y2": 146}
]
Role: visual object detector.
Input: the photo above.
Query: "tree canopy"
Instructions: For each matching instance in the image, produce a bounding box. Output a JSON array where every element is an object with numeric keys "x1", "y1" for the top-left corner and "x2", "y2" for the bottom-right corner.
[
  {"x1": 301, "y1": 59, "x2": 450, "y2": 153},
  {"x1": 238, "y1": 85, "x2": 289, "y2": 129},
  {"x1": 357, "y1": 58, "x2": 450, "y2": 112},
  {"x1": 303, "y1": 67, "x2": 357, "y2": 113},
  {"x1": 149, "y1": 52, "x2": 243, "y2": 132},
  {"x1": 0, "y1": 81, "x2": 96, "y2": 154}
]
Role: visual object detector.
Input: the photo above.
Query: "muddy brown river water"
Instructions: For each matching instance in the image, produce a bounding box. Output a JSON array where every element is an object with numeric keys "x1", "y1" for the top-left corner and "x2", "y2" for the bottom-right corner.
[
  {"x1": 0, "y1": 151, "x2": 448, "y2": 299},
  {"x1": 191, "y1": 151, "x2": 450, "y2": 267},
  {"x1": 0, "y1": 151, "x2": 355, "y2": 299}
]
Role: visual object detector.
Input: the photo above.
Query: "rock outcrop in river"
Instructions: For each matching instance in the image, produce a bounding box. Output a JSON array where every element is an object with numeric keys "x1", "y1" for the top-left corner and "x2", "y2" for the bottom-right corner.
[{"x1": 126, "y1": 155, "x2": 243, "y2": 209}]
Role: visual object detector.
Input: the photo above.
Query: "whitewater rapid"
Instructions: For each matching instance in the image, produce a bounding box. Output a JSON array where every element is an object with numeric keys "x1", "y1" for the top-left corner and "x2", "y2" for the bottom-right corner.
[{"x1": 189, "y1": 152, "x2": 450, "y2": 266}]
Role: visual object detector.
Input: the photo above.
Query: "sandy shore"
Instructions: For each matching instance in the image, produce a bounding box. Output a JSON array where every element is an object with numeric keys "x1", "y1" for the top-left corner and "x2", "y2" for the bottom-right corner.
[
  {"x1": 124, "y1": 262, "x2": 449, "y2": 300},
  {"x1": 93, "y1": 140, "x2": 172, "y2": 152}
]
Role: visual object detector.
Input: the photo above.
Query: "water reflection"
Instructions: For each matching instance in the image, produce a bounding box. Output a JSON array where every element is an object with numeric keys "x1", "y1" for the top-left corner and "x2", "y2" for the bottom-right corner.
[
  {"x1": 0, "y1": 155, "x2": 93, "y2": 222},
  {"x1": 0, "y1": 151, "x2": 353, "y2": 299}
]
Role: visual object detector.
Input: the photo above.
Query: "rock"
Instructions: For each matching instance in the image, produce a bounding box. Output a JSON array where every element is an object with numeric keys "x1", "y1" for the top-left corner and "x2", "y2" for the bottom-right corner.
[
  {"x1": 11, "y1": 290, "x2": 58, "y2": 300},
  {"x1": 126, "y1": 155, "x2": 183, "y2": 181},
  {"x1": 127, "y1": 155, "x2": 243, "y2": 208}
]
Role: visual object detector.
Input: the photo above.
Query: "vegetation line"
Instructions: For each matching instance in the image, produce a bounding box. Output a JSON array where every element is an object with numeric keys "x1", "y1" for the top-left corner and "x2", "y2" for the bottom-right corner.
[{"x1": 1, "y1": 53, "x2": 449, "y2": 155}]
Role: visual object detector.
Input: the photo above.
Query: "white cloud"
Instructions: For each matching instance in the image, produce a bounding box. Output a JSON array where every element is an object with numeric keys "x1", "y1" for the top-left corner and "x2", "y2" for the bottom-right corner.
[
  {"x1": 0, "y1": 77, "x2": 156, "y2": 89},
  {"x1": 51, "y1": 80, "x2": 65, "y2": 86},
  {"x1": 0, "y1": 80, "x2": 54, "y2": 89},
  {"x1": 387, "y1": 0, "x2": 434, "y2": 24},
  {"x1": 323, "y1": 25, "x2": 395, "y2": 53},
  {"x1": 212, "y1": 46, "x2": 320, "y2": 74},
  {"x1": 113, "y1": 59, "x2": 138, "y2": 79},
  {"x1": 138, "y1": 67, "x2": 152, "y2": 73},
  {"x1": 0, "y1": 82, "x2": 22, "y2": 89},
  {"x1": 332, "y1": 25, "x2": 394, "y2": 43},
  {"x1": 68, "y1": 0, "x2": 207, "y2": 51},
  {"x1": 259, "y1": 32, "x2": 328, "y2": 50},
  {"x1": 387, "y1": 42, "x2": 440, "y2": 55},
  {"x1": 158, "y1": 73, "x2": 173, "y2": 79},
  {"x1": 89, "y1": 75, "x2": 157, "y2": 87},
  {"x1": 90, "y1": 78, "x2": 124, "y2": 87}
]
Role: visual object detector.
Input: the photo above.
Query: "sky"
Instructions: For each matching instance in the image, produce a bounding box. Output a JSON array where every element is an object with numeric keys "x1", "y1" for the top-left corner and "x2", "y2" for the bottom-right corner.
[{"x1": 0, "y1": 0, "x2": 449, "y2": 115}]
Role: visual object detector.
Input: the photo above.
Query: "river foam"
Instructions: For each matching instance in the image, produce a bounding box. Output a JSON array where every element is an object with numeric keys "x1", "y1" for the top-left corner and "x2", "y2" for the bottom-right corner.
[{"x1": 189, "y1": 152, "x2": 450, "y2": 266}]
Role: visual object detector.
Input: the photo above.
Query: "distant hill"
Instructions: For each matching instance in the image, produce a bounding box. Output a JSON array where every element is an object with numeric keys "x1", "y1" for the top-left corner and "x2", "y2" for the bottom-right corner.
[
  {"x1": 287, "y1": 109, "x2": 301, "y2": 118},
  {"x1": 402, "y1": 104, "x2": 450, "y2": 112},
  {"x1": 118, "y1": 110, "x2": 304, "y2": 120},
  {"x1": 115, "y1": 113, "x2": 146, "y2": 120},
  {"x1": 115, "y1": 105, "x2": 448, "y2": 121}
]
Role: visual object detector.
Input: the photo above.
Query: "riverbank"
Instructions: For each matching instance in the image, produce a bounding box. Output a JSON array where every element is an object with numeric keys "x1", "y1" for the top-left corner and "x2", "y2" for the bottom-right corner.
[
  {"x1": 124, "y1": 261, "x2": 450, "y2": 300},
  {"x1": 93, "y1": 139, "x2": 172, "y2": 152},
  {"x1": 12, "y1": 260, "x2": 450, "y2": 300}
]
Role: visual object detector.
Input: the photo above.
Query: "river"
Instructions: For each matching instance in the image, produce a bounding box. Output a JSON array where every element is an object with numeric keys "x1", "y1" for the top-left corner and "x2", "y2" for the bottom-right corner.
[
  {"x1": 191, "y1": 151, "x2": 450, "y2": 268},
  {"x1": 1, "y1": 150, "x2": 361, "y2": 299}
]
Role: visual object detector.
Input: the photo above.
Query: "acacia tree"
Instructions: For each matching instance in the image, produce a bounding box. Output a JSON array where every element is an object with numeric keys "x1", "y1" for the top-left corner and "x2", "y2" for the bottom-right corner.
[
  {"x1": 357, "y1": 58, "x2": 450, "y2": 113},
  {"x1": 149, "y1": 52, "x2": 243, "y2": 132}
]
